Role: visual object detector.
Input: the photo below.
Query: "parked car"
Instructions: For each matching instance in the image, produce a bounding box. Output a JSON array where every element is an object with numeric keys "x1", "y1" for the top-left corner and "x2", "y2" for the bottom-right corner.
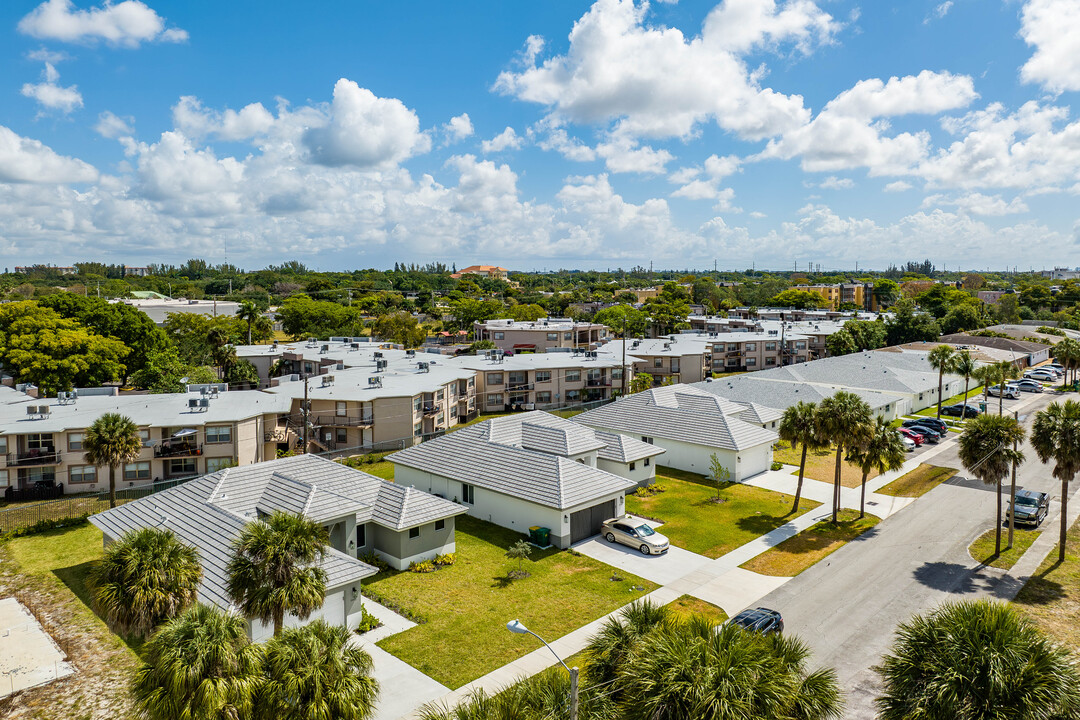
[
  {"x1": 899, "y1": 435, "x2": 916, "y2": 451},
  {"x1": 906, "y1": 417, "x2": 948, "y2": 435},
  {"x1": 1047, "y1": 362, "x2": 1065, "y2": 373},
  {"x1": 728, "y1": 607, "x2": 784, "y2": 635},
  {"x1": 1013, "y1": 379, "x2": 1044, "y2": 393},
  {"x1": 988, "y1": 383, "x2": 1020, "y2": 399},
  {"x1": 942, "y1": 403, "x2": 981, "y2": 418},
  {"x1": 897, "y1": 427, "x2": 924, "y2": 446},
  {"x1": 601, "y1": 516, "x2": 670, "y2": 555},
  {"x1": 1006, "y1": 489, "x2": 1050, "y2": 527},
  {"x1": 908, "y1": 425, "x2": 942, "y2": 443},
  {"x1": 1025, "y1": 370, "x2": 1057, "y2": 382}
]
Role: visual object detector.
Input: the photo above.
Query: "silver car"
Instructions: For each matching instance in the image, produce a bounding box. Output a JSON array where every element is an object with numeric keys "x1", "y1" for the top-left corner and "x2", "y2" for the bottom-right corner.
[{"x1": 601, "y1": 516, "x2": 670, "y2": 555}]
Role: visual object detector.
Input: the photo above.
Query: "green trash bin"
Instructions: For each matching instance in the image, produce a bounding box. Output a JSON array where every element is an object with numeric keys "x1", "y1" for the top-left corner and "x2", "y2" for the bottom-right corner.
[
  {"x1": 979, "y1": 402, "x2": 987, "y2": 414},
  {"x1": 528, "y1": 526, "x2": 550, "y2": 546}
]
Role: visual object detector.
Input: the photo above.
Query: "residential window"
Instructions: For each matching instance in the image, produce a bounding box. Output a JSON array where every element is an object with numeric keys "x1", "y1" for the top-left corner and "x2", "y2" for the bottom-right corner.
[
  {"x1": 436, "y1": 390, "x2": 444, "y2": 401},
  {"x1": 727, "y1": 358, "x2": 739, "y2": 366},
  {"x1": 765, "y1": 342, "x2": 776, "y2": 351},
  {"x1": 0, "y1": 470, "x2": 7, "y2": 488},
  {"x1": 746, "y1": 358, "x2": 757, "y2": 366},
  {"x1": 487, "y1": 393, "x2": 504, "y2": 406},
  {"x1": 566, "y1": 389, "x2": 581, "y2": 401},
  {"x1": 563, "y1": 332, "x2": 572, "y2": 340},
  {"x1": 671, "y1": 359, "x2": 680, "y2": 373},
  {"x1": 536, "y1": 391, "x2": 552, "y2": 403},
  {"x1": 745, "y1": 343, "x2": 756, "y2": 351},
  {"x1": 508, "y1": 371, "x2": 527, "y2": 386},
  {"x1": 547, "y1": 332, "x2": 558, "y2": 341},
  {"x1": 414, "y1": 396, "x2": 423, "y2": 412},
  {"x1": 205, "y1": 426, "x2": 232, "y2": 444},
  {"x1": 0, "y1": 436, "x2": 6, "y2": 454},
  {"x1": 69, "y1": 466, "x2": 97, "y2": 484},
  {"x1": 765, "y1": 357, "x2": 776, "y2": 366},
  {"x1": 414, "y1": 422, "x2": 423, "y2": 437},
  {"x1": 535, "y1": 371, "x2": 551, "y2": 383},
  {"x1": 409, "y1": 527, "x2": 420, "y2": 539},
  {"x1": 336, "y1": 428, "x2": 348, "y2": 444},
  {"x1": 727, "y1": 343, "x2": 739, "y2": 351},
  {"x1": 629, "y1": 462, "x2": 636, "y2": 471},
  {"x1": 336, "y1": 401, "x2": 347, "y2": 417},
  {"x1": 461, "y1": 483, "x2": 475, "y2": 504},
  {"x1": 169, "y1": 458, "x2": 197, "y2": 476},
  {"x1": 612, "y1": 367, "x2": 623, "y2": 379},
  {"x1": 493, "y1": 332, "x2": 504, "y2": 340},
  {"x1": 205, "y1": 457, "x2": 233, "y2": 473},
  {"x1": 138, "y1": 429, "x2": 151, "y2": 447},
  {"x1": 68, "y1": 432, "x2": 84, "y2": 451},
  {"x1": 356, "y1": 524, "x2": 366, "y2": 548},
  {"x1": 26, "y1": 433, "x2": 53, "y2": 451},
  {"x1": 654, "y1": 358, "x2": 663, "y2": 368},
  {"x1": 435, "y1": 519, "x2": 445, "y2": 531},
  {"x1": 644, "y1": 457, "x2": 651, "y2": 467},
  {"x1": 487, "y1": 372, "x2": 504, "y2": 385},
  {"x1": 796, "y1": 341, "x2": 807, "y2": 349},
  {"x1": 124, "y1": 462, "x2": 151, "y2": 481},
  {"x1": 565, "y1": 370, "x2": 581, "y2": 382},
  {"x1": 18, "y1": 467, "x2": 54, "y2": 485},
  {"x1": 641, "y1": 436, "x2": 653, "y2": 444}
]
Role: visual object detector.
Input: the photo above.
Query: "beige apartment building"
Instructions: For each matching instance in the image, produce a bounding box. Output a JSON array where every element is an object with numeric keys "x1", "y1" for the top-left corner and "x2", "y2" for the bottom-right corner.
[
  {"x1": 600, "y1": 337, "x2": 712, "y2": 385},
  {"x1": 474, "y1": 318, "x2": 610, "y2": 352},
  {"x1": 456, "y1": 352, "x2": 626, "y2": 411},
  {"x1": 0, "y1": 387, "x2": 294, "y2": 494}
]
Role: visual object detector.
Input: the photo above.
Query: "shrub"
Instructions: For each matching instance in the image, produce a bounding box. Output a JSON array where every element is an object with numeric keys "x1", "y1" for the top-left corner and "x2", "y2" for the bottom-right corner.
[
  {"x1": 354, "y1": 606, "x2": 382, "y2": 635},
  {"x1": 770, "y1": 461, "x2": 783, "y2": 471},
  {"x1": 408, "y1": 560, "x2": 436, "y2": 573},
  {"x1": 433, "y1": 553, "x2": 455, "y2": 567},
  {"x1": 361, "y1": 586, "x2": 426, "y2": 624},
  {"x1": 359, "y1": 551, "x2": 389, "y2": 572},
  {"x1": 0, "y1": 515, "x2": 89, "y2": 542}
]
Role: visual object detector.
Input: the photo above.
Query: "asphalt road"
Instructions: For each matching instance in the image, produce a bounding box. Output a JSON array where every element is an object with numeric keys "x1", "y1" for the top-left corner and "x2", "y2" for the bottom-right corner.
[{"x1": 755, "y1": 392, "x2": 1063, "y2": 719}]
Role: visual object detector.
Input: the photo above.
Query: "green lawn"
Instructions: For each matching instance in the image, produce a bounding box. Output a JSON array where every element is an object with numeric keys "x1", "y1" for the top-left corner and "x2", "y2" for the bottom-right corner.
[
  {"x1": 370, "y1": 516, "x2": 657, "y2": 689},
  {"x1": 1014, "y1": 517, "x2": 1080, "y2": 650},
  {"x1": 876, "y1": 464, "x2": 958, "y2": 497},
  {"x1": 772, "y1": 442, "x2": 873, "y2": 489},
  {"x1": 625, "y1": 467, "x2": 820, "y2": 558},
  {"x1": 668, "y1": 594, "x2": 728, "y2": 624},
  {"x1": 739, "y1": 509, "x2": 880, "y2": 577},
  {"x1": 914, "y1": 387, "x2": 985, "y2": 417},
  {"x1": 969, "y1": 526, "x2": 1041, "y2": 570}
]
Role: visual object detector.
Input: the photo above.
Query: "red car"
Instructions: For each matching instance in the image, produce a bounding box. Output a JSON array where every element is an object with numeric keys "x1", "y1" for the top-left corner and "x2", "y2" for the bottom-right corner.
[{"x1": 898, "y1": 427, "x2": 924, "y2": 446}]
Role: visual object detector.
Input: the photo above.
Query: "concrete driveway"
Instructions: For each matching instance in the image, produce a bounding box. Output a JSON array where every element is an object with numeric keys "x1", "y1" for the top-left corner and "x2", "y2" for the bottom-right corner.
[{"x1": 572, "y1": 534, "x2": 713, "y2": 585}]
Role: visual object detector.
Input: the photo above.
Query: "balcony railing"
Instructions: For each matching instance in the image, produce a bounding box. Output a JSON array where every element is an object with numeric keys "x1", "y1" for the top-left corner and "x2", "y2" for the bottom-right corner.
[
  {"x1": 422, "y1": 404, "x2": 441, "y2": 415},
  {"x1": 154, "y1": 443, "x2": 203, "y2": 459},
  {"x1": 508, "y1": 382, "x2": 534, "y2": 391},
  {"x1": 6, "y1": 450, "x2": 61, "y2": 466},
  {"x1": 586, "y1": 378, "x2": 611, "y2": 387},
  {"x1": 310, "y1": 414, "x2": 374, "y2": 427}
]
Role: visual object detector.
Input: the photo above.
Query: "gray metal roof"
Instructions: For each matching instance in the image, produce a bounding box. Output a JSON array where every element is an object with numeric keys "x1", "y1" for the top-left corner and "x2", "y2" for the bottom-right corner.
[
  {"x1": 693, "y1": 375, "x2": 899, "y2": 414},
  {"x1": 575, "y1": 385, "x2": 778, "y2": 451},
  {"x1": 592, "y1": 430, "x2": 666, "y2": 463},
  {"x1": 751, "y1": 352, "x2": 963, "y2": 395},
  {"x1": 388, "y1": 413, "x2": 636, "y2": 510}
]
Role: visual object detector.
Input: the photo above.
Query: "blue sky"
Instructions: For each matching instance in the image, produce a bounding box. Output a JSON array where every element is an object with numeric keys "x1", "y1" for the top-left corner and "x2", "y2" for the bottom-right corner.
[{"x1": 1, "y1": 0, "x2": 1078, "y2": 272}]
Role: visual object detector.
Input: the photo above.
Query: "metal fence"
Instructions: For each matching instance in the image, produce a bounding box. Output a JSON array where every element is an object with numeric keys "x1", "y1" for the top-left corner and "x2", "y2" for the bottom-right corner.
[{"x1": 0, "y1": 476, "x2": 196, "y2": 535}]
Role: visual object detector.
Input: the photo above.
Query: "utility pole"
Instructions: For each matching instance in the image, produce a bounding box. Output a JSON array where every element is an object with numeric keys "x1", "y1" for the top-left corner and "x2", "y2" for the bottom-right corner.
[
  {"x1": 1009, "y1": 410, "x2": 1018, "y2": 550},
  {"x1": 621, "y1": 315, "x2": 628, "y2": 397},
  {"x1": 302, "y1": 375, "x2": 310, "y2": 453}
]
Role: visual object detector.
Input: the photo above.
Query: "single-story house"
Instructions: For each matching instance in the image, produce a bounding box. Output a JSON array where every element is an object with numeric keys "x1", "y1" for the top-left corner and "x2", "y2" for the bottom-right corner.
[
  {"x1": 388, "y1": 411, "x2": 659, "y2": 548},
  {"x1": 574, "y1": 385, "x2": 778, "y2": 481},
  {"x1": 90, "y1": 454, "x2": 466, "y2": 641}
]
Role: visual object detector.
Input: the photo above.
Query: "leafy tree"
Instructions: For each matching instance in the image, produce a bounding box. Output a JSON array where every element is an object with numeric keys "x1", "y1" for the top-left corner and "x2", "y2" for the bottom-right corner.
[
  {"x1": 1031, "y1": 400, "x2": 1080, "y2": 563},
  {"x1": 927, "y1": 345, "x2": 957, "y2": 420},
  {"x1": 708, "y1": 453, "x2": 730, "y2": 500},
  {"x1": 1054, "y1": 337, "x2": 1080, "y2": 385},
  {"x1": 769, "y1": 289, "x2": 829, "y2": 309},
  {"x1": 884, "y1": 299, "x2": 941, "y2": 346},
  {"x1": 131, "y1": 347, "x2": 217, "y2": 393},
  {"x1": 816, "y1": 391, "x2": 873, "y2": 523},
  {"x1": 83, "y1": 413, "x2": 144, "y2": 508},
  {"x1": 994, "y1": 294, "x2": 1021, "y2": 324},
  {"x1": 133, "y1": 604, "x2": 264, "y2": 720},
  {"x1": 847, "y1": 417, "x2": 907, "y2": 518},
  {"x1": 163, "y1": 312, "x2": 244, "y2": 366},
  {"x1": 451, "y1": 297, "x2": 506, "y2": 330},
  {"x1": 872, "y1": 278, "x2": 900, "y2": 307},
  {"x1": 1019, "y1": 284, "x2": 1052, "y2": 311},
  {"x1": 779, "y1": 402, "x2": 827, "y2": 513},
  {"x1": 505, "y1": 539, "x2": 532, "y2": 576},
  {"x1": 276, "y1": 296, "x2": 363, "y2": 339},
  {"x1": 0, "y1": 301, "x2": 129, "y2": 395},
  {"x1": 226, "y1": 511, "x2": 329, "y2": 637},
  {"x1": 691, "y1": 278, "x2": 724, "y2": 313},
  {"x1": 642, "y1": 282, "x2": 691, "y2": 335},
  {"x1": 372, "y1": 310, "x2": 427, "y2": 347},
  {"x1": 940, "y1": 302, "x2": 986, "y2": 334},
  {"x1": 876, "y1": 600, "x2": 1080, "y2": 720},
  {"x1": 465, "y1": 340, "x2": 497, "y2": 354},
  {"x1": 825, "y1": 328, "x2": 858, "y2": 357},
  {"x1": 630, "y1": 372, "x2": 653, "y2": 394},
  {"x1": 594, "y1": 304, "x2": 649, "y2": 338},
  {"x1": 259, "y1": 620, "x2": 379, "y2": 720},
  {"x1": 844, "y1": 319, "x2": 887, "y2": 351},
  {"x1": 89, "y1": 528, "x2": 201, "y2": 638},
  {"x1": 225, "y1": 358, "x2": 261, "y2": 389},
  {"x1": 958, "y1": 414, "x2": 1025, "y2": 556},
  {"x1": 505, "y1": 303, "x2": 547, "y2": 322}
]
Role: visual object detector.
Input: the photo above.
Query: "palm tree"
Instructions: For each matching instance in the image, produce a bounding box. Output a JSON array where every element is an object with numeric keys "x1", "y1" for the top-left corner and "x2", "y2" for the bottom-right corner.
[
  {"x1": 616, "y1": 614, "x2": 844, "y2": 720},
  {"x1": 816, "y1": 391, "x2": 873, "y2": 523},
  {"x1": 953, "y1": 349, "x2": 977, "y2": 407},
  {"x1": 132, "y1": 604, "x2": 264, "y2": 720},
  {"x1": 226, "y1": 511, "x2": 329, "y2": 637},
  {"x1": 236, "y1": 300, "x2": 261, "y2": 345},
  {"x1": 1056, "y1": 337, "x2": 1080, "y2": 386},
  {"x1": 847, "y1": 417, "x2": 907, "y2": 519},
  {"x1": 778, "y1": 401, "x2": 827, "y2": 513},
  {"x1": 207, "y1": 326, "x2": 237, "y2": 380},
  {"x1": 994, "y1": 360, "x2": 1021, "y2": 415},
  {"x1": 419, "y1": 667, "x2": 618, "y2": 720},
  {"x1": 927, "y1": 344, "x2": 956, "y2": 420},
  {"x1": 958, "y1": 414, "x2": 1025, "y2": 556},
  {"x1": 259, "y1": 620, "x2": 379, "y2": 720},
  {"x1": 972, "y1": 363, "x2": 995, "y2": 406},
  {"x1": 583, "y1": 599, "x2": 671, "y2": 691},
  {"x1": 83, "y1": 412, "x2": 143, "y2": 508},
  {"x1": 1031, "y1": 400, "x2": 1080, "y2": 563},
  {"x1": 88, "y1": 527, "x2": 201, "y2": 638},
  {"x1": 875, "y1": 599, "x2": 1080, "y2": 720}
]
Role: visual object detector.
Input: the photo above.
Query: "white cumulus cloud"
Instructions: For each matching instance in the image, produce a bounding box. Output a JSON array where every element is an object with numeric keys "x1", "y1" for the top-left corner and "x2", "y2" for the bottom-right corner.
[
  {"x1": 18, "y1": 0, "x2": 188, "y2": 47},
  {"x1": 481, "y1": 127, "x2": 523, "y2": 153},
  {"x1": 1019, "y1": 0, "x2": 1080, "y2": 93},
  {"x1": 818, "y1": 176, "x2": 854, "y2": 189},
  {"x1": 922, "y1": 192, "x2": 1030, "y2": 216},
  {"x1": 94, "y1": 110, "x2": 134, "y2": 139},
  {"x1": 173, "y1": 96, "x2": 276, "y2": 142},
  {"x1": 20, "y1": 62, "x2": 83, "y2": 114},
  {"x1": 443, "y1": 113, "x2": 474, "y2": 142},
  {"x1": 884, "y1": 180, "x2": 912, "y2": 192},
  {"x1": 0, "y1": 125, "x2": 99, "y2": 184}
]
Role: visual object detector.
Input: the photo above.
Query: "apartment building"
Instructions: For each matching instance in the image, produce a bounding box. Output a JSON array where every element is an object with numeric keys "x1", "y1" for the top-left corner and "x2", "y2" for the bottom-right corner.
[
  {"x1": 600, "y1": 336, "x2": 712, "y2": 385},
  {"x1": 456, "y1": 351, "x2": 626, "y2": 412},
  {"x1": 473, "y1": 318, "x2": 610, "y2": 352},
  {"x1": 791, "y1": 283, "x2": 879, "y2": 311},
  {"x1": 0, "y1": 386, "x2": 294, "y2": 494},
  {"x1": 451, "y1": 265, "x2": 509, "y2": 280}
]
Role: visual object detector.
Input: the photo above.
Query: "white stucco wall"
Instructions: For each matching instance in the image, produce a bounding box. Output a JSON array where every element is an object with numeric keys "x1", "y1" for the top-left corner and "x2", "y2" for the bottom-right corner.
[
  {"x1": 630, "y1": 437, "x2": 771, "y2": 482},
  {"x1": 596, "y1": 457, "x2": 658, "y2": 487},
  {"x1": 248, "y1": 582, "x2": 354, "y2": 642}
]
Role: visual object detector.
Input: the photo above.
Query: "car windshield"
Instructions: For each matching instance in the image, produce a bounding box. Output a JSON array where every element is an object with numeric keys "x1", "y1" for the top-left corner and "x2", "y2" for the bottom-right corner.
[
  {"x1": 1015, "y1": 497, "x2": 1039, "y2": 507},
  {"x1": 635, "y1": 524, "x2": 656, "y2": 536}
]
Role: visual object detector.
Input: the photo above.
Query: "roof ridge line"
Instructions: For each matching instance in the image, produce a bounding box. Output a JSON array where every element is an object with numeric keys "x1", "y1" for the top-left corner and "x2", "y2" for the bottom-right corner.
[
  {"x1": 208, "y1": 467, "x2": 231, "y2": 503},
  {"x1": 301, "y1": 483, "x2": 317, "y2": 517}
]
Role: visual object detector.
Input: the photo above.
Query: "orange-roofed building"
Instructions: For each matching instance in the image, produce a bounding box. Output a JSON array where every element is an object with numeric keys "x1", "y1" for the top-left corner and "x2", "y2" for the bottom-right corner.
[{"x1": 451, "y1": 265, "x2": 509, "y2": 281}]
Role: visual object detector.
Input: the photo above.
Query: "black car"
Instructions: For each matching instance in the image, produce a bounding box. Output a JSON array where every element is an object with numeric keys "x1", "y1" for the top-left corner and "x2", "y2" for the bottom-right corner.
[
  {"x1": 941, "y1": 403, "x2": 980, "y2": 418},
  {"x1": 729, "y1": 607, "x2": 784, "y2": 635},
  {"x1": 904, "y1": 424, "x2": 941, "y2": 443},
  {"x1": 1007, "y1": 489, "x2": 1050, "y2": 527},
  {"x1": 907, "y1": 418, "x2": 948, "y2": 435}
]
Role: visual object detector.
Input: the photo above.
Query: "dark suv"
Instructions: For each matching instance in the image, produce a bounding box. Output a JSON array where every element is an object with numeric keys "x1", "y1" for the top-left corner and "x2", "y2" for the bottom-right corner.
[
  {"x1": 729, "y1": 607, "x2": 784, "y2": 635},
  {"x1": 1007, "y1": 489, "x2": 1050, "y2": 527},
  {"x1": 905, "y1": 418, "x2": 947, "y2": 435}
]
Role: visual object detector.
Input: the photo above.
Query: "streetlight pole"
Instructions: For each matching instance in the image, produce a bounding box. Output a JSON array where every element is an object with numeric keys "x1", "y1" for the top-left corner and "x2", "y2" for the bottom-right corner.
[{"x1": 507, "y1": 620, "x2": 578, "y2": 720}]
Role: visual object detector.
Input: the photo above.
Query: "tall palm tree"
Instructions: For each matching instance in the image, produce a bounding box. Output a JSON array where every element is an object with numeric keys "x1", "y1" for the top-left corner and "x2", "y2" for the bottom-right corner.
[
  {"x1": 972, "y1": 363, "x2": 995, "y2": 406},
  {"x1": 207, "y1": 326, "x2": 237, "y2": 380},
  {"x1": 1055, "y1": 337, "x2": 1080, "y2": 385},
  {"x1": 927, "y1": 344, "x2": 956, "y2": 420},
  {"x1": 226, "y1": 511, "x2": 329, "y2": 637},
  {"x1": 1031, "y1": 400, "x2": 1080, "y2": 563},
  {"x1": 958, "y1": 414, "x2": 1025, "y2": 556},
  {"x1": 132, "y1": 604, "x2": 264, "y2": 720},
  {"x1": 616, "y1": 614, "x2": 844, "y2": 720},
  {"x1": 875, "y1": 599, "x2": 1080, "y2": 720},
  {"x1": 419, "y1": 667, "x2": 619, "y2": 720},
  {"x1": 88, "y1": 527, "x2": 201, "y2": 638},
  {"x1": 83, "y1": 412, "x2": 143, "y2": 508},
  {"x1": 953, "y1": 349, "x2": 977, "y2": 407},
  {"x1": 994, "y1": 360, "x2": 1021, "y2": 415},
  {"x1": 847, "y1": 417, "x2": 907, "y2": 519},
  {"x1": 582, "y1": 599, "x2": 671, "y2": 691},
  {"x1": 259, "y1": 620, "x2": 379, "y2": 720},
  {"x1": 235, "y1": 300, "x2": 261, "y2": 345},
  {"x1": 816, "y1": 391, "x2": 873, "y2": 523},
  {"x1": 778, "y1": 401, "x2": 827, "y2": 513}
]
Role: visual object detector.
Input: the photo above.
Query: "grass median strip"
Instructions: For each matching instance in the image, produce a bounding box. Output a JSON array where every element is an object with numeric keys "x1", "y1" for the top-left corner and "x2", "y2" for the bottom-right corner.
[
  {"x1": 876, "y1": 464, "x2": 957, "y2": 497},
  {"x1": 1013, "y1": 517, "x2": 1080, "y2": 650},
  {"x1": 370, "y1": 515, "x2": 657, "y2": 689},
  {"x1": 626, "y1": 467, "x2": 820, "y2": 559},
  {"x1": 969, "y1": 526, "x2": 1041, "y2": 570},
  {"x1": 771, "y1": 442, "x2": 874, "y2": 488},
  {"x1": 739, "y1": 509, "x2": 881, "y2": 577},
  {"x1": 668, "y1": 594, "x2": 728, "y2": 624}
]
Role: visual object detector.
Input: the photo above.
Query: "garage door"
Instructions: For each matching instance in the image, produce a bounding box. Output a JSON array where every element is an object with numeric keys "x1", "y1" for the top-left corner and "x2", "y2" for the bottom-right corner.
[
  {"x1": 570, "y1": 499, "x2": 616, "y2": 544},
  {"x1": 304, "y1": 590, "x2": 345, "y2": 628}
]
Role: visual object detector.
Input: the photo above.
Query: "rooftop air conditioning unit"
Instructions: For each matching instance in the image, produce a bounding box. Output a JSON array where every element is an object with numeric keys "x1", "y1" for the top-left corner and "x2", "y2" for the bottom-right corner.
[
  {"x1": 373, "y1": 351, "x2": 383, "y2": 359},
  {"x1": 418, "y1": 362, "x2": 430, "y2": 372},
  {"x1": 320, "y1": 345, "x2": 329, "y2": 353},
  {"x1": 188, "y1": 398, "x2": 200, "y2": 410},
  {"x1": 368, "y1": 377, "x2": 383, "y2": 388},
  {"x1": 350, "y1": 343, "x2": 360, "y2": 350}
]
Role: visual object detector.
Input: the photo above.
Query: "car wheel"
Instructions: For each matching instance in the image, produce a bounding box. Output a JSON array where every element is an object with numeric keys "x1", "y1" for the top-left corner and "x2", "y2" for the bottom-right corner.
[
  {"x1": 605, "y1": 532, "x2": 616, "y2": 543},
  {"x1": 640, "y1": 544, "x2": 651, "y2": 555}
]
